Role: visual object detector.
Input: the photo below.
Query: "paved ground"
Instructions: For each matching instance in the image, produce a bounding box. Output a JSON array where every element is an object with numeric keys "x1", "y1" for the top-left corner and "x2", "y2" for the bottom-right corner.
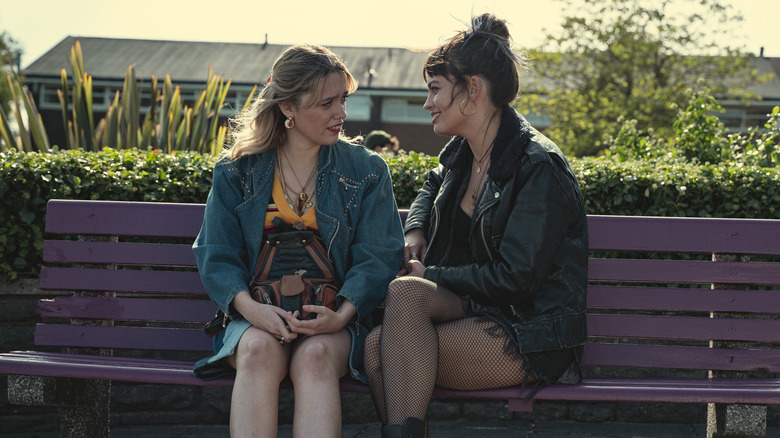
[{"x1": 4, "y1": 420, "x2": 780, "y2": 438}]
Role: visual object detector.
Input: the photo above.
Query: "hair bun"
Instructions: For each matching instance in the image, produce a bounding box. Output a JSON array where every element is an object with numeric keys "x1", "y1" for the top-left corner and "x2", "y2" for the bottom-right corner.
[{"x1": 472, "y1": 13, "x2": 510, "y2": 41}]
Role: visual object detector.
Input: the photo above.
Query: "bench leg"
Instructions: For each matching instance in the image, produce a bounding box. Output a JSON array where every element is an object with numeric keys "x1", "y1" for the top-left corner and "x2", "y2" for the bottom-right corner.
[
  {"x1": 8, "y1": 375, "x2": 111, "y2": 438},
  {"x1": 707, "y1": 254, "x2": 767, "y2": 437},
  {"x1": 706, "y1": 403, "x2": 767, "y2": 437}
]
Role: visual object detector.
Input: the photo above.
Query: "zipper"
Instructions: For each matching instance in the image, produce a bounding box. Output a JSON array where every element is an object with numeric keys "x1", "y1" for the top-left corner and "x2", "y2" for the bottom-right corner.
[
  {"x1": 426, "y1": 203, "x2": 441, "y2": 256},
  {"x1": 338, "y1": 176, "x2": 359, "y2": 189},
  {"x1": 478, "y1": 210, "x2": 494, "y2": 261},
  {"x1": 474, "y1": 186, "x2": 500, "y2": 261},
  {"x1": 326, "y1": 220, "x2": 339, "y2": 261}
]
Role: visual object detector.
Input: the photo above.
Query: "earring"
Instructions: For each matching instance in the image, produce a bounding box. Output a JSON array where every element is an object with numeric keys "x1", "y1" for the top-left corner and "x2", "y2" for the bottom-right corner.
[
  {"x1": 285, "y1": 117, "x2": 294, "y2": 129},
  {"x1": 459, "y1": 99, "x2": 477, "y2": 116}
]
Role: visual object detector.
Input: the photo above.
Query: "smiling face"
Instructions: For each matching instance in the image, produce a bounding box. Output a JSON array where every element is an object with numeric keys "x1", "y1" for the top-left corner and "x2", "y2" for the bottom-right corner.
[
  {"x1": 423, "y1": 74, "x2": 465, "y2": 137},
  {"x1": 283, "y1": 72, "x2": 349, "y2": 148}
]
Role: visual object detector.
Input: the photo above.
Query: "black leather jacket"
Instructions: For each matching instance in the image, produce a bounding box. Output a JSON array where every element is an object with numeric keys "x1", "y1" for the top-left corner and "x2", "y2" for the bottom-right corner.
[{"x1": 405, "y1": 107, "x2": 588, "y2": 354}]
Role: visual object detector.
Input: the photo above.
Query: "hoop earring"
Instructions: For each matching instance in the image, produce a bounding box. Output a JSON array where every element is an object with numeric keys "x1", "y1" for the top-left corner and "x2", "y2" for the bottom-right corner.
[
  {"x1": 459, "y1": 99, "x2": 477, "y2": 116},
  {"x1": 285, "y1": 117, "x2": 294, "y2": 129}
]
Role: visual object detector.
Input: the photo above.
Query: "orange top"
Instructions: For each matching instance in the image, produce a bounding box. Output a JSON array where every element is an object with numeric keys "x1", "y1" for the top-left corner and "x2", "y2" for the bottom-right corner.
[{"x1": 264, "y1": 171, "x2": 318, "y2": 234}]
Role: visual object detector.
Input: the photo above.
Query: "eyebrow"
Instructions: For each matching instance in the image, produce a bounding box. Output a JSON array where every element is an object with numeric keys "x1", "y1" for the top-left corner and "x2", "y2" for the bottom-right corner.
[{"x1": 319, "y1": 91, "x2": 349, "y2": 104}]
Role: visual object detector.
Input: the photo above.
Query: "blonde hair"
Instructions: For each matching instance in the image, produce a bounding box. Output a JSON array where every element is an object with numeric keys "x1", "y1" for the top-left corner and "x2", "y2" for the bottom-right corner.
[{"x1": 224, "y1": 44, "x2": 358, "y2": 160}]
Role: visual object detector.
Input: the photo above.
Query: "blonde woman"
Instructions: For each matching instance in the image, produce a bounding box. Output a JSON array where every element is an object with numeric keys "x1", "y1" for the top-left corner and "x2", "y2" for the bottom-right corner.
[{"x1": 193, "y1": 44, "x2": 404, "y2": 437}]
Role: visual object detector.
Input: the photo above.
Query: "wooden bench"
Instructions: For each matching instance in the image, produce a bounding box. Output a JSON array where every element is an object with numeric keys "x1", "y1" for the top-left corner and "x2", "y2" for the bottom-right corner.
[{"x1": 1, "y1": 199, "x2": 780, "y2": 437}]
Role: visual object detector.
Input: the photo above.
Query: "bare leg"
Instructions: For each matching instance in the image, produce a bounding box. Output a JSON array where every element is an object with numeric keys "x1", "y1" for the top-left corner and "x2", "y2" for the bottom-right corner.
[
  {"x1": 289, "y1": 329, "x2": 351, "y2": 438},
  {"x1": 226, "y1": 327, "x2": 290, "y2": 438}
]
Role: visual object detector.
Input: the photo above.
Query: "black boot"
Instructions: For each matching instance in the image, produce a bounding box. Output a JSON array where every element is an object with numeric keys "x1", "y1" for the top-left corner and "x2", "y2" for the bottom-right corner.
[{"x1": 380, "y1": 417, "x2": 425, "y2": 438}]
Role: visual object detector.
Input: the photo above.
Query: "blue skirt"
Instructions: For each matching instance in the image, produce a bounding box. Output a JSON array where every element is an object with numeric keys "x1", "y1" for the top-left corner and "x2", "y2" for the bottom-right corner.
[{"x1": 192, "y1": 316, "x2": 252, "y2": 380}]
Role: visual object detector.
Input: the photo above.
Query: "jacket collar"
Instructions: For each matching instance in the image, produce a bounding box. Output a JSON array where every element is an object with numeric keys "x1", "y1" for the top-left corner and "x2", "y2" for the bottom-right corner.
[{"x1": 437, "y1": 105, "x2": 531, "y2": 181}]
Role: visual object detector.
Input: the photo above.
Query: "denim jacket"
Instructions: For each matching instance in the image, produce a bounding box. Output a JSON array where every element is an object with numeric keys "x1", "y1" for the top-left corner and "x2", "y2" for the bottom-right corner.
[
  {"x1": 193, "y1": 140, "x2": 405, "y2": 381},
  {"x1": 404, "y1": 107, "x2": 588, "y2": 355}
]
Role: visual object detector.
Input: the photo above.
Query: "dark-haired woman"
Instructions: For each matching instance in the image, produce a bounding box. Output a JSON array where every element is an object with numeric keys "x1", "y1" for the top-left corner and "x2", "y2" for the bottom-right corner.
[
  {"x1": 192, "y1": 44, "x2": 404, "y2": 437},
  {"x1": 364, "y1": 14, "x2": 588, "y2": 438}
]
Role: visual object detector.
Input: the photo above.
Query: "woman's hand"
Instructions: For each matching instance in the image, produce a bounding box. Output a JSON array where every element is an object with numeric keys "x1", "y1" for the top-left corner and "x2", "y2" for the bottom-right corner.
[
  {"x1": 286, "y1": 300, "x2": 357, "y2": 336},
  {"x1": 402, "y1": 228, "x2": 428, "y2": 275},
  {"x1": 404, "y1": 258, "x2": 426, "y2": 278},
  {"x1": 232, "y1": 291, "x2": 299, "y2": 343}
]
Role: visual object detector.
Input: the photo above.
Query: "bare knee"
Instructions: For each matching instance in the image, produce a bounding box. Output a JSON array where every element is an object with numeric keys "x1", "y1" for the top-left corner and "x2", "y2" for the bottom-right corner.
[
  {"x1": 235, "y1": 330, "x2": 286, "y2": 378},
  {"x1": 289, "y1": 337, "x2": 341, "y2": 383}
]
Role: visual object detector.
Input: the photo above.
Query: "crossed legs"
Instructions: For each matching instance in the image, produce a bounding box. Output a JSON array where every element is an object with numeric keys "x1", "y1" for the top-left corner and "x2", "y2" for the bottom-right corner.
[{"x1": 365, "y1": 276, "x2": 532, "y2": 426}]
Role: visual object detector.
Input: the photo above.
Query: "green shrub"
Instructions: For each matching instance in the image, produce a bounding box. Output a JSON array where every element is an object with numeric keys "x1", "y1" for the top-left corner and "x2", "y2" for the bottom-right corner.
[
  {"x1": 730, "y1": 106, "x2": 780, "y2": 168},
  {"x1": 575, "y1": 157, "x2": 780, "y2": 218},
  {"x1": 382, "y1": 150, "x2": 439, "y2": 208},
  {"x1": 4, "y1": 147, "x2": 780, "y2": 282},
  {"x1": 0, "y1": 149, "x2": 215, "y2": 281}
]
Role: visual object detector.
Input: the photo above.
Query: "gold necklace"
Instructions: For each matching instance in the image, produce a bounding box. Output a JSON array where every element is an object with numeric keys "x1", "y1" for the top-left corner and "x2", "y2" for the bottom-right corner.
[
  {"x1": 279, "y1": 148, "x2": 317, "y2": 213},
  {"x1": 473, "y1": 140, "x2": 495, "y2": 174},
  {"x1": 276, "y1": 153, "x2": 316, "y2": 216},
  {"x1": 469, "y1": 140, "x2": 494, "y2": 210},
  {"x1": 469, "y1": 159, "x2": 489, "y2": 211}
]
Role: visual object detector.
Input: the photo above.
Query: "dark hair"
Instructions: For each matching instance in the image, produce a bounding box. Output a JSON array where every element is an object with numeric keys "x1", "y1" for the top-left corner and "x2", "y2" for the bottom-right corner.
[{"x1": 423, "y1": 13, "x2": 527, "y2": 107}]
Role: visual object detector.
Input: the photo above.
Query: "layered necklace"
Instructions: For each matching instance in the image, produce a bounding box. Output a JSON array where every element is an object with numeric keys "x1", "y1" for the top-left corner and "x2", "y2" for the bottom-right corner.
[
  {"x1": 277, "y1": 148, "x2": 317, "y2": 216},
  {"x1": 469, "y1": 141, "x2": 494, "y2": 210},
  {"x1": 473, "y1": 140, "x2": 494, "y2": 174}
]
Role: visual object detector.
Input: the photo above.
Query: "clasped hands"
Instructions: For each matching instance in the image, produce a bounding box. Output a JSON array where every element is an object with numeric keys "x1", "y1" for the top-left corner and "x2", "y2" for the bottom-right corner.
[{"x1": 233, "y1": 291, "x2": 355, "y2": 344}]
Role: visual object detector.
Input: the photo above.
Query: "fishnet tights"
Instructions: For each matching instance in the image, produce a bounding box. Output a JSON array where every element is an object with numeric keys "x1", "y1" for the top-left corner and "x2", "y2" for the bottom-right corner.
[{"x1": 365, "y1": 276, "x2": 532, "y2": 425}]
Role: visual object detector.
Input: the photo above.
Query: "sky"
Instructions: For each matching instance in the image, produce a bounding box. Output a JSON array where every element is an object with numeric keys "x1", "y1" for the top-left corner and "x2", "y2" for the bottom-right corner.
[{"x1": 2, "y1": 0, "x2": 779, "y2": 69}]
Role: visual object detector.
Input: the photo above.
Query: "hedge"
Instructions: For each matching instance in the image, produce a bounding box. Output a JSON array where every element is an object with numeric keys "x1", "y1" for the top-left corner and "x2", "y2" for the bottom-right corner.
[{"x1": 2, "y1": 148, "x2": 780, "y2": 282}]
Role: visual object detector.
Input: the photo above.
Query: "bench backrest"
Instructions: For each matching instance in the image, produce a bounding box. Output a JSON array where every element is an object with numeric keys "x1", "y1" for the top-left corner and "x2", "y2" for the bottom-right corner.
[{"x1": 38, "y1": 199, "x2": 780, "y2": 375}]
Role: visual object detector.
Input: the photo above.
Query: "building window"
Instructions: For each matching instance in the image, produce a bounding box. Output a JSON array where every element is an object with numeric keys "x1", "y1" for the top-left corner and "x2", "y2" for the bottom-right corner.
[
  {"x1": 346, "y1": 94, "x2": 371, "y2": 122},
  {"x1": 381, "y1": 97, "x2": 429, "y2": 124},
  {"x1": 40, "y1": 84, "x2": 60, "y2": 109}
]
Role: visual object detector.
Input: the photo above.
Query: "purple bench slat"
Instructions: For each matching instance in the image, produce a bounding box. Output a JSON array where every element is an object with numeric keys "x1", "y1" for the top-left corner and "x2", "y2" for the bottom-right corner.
[
  {"x1": 582, "y1": 343, "x2": 780, "y2": 373},
  {"x1": 37, "y1": 296, "x2": 215, "y2": 323},
  {"x1": 44, "y1": 199, "x2": 205, "y2": 238},
  {"x1": 34, "y1": 324, "x2": 212, "y2": 351},
  {"x1": 530, "y1": 377, "x2": 780, "y2": 406},
  {"x1": 588, "y1": 314, "x2": 780, "y2": 343},
  {"x1": 0, "y1": 351, "x2": 240, "y2": 387},
  {"x1": 587, "y1": 286, "x2": 780, "y2": 313},
  {"x1": 3, "y1": 351, "x2": 779, "y2": 411},
  {"x1": 43, "y1": 241, "x2": 197, "y2": 266},
  {"x1": 589, "y1": 258, "x2": 780, "y2": 285},
  {"x1": 39, "y1": 267, "x2": 206, "y2": 294},
  {"x1": 587, "y1": 215, "x2": 780, "y2": 255}
]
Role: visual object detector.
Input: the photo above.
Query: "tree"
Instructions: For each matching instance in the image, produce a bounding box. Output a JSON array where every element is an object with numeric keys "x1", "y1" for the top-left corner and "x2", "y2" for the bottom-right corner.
[
  {"x1": 1, "y1": 30, "x2": 23, "y2": 114},
  {"x1": 516, "y1": 0, "x2": 768, "y2": 157}
]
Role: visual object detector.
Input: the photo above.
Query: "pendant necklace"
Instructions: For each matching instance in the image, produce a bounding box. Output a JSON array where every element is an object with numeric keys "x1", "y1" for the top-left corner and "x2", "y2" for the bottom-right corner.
[
  {"x1": 469, "y1": 141, "x2": 494, "y2": 210},
  {"x1": 277, "y1": 151, "x2": 317, "y2": 217},
  {"x1": 280, "y1": 147, "x2": 317, "y2": 214},
  {"x1": 473, "y1": 140, "x2": 495, "y2": 174},
  {"x1": 469, "y1": 162, "x2": 489, "y2": 211}
]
